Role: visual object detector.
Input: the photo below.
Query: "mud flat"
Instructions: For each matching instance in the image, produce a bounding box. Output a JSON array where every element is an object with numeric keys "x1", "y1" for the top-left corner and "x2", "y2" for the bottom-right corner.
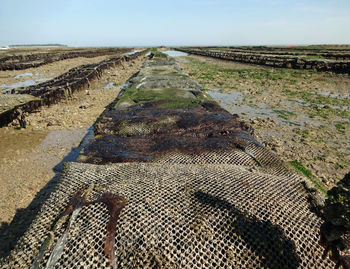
[
  {"x1": 179, "y1": 55, "x2": 350, "y2": 189},
  {"x1": 0, "y1": 52, "x2": 146, "y2": 258},
  {"x1": 0, "y1": 51, "x2": 337, "y2": 268}
]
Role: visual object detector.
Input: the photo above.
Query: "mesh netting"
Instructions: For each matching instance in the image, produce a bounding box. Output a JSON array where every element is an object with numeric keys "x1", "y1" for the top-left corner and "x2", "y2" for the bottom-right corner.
[{"x1": 1, "y1": 160, "x2": 334, "y2": 268}]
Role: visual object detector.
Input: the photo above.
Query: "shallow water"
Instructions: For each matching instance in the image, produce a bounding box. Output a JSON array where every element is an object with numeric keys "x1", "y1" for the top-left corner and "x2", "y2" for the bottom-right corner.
[
  {"x1": 104, "y1": 81, "x2": 130, "y2": 91},
  {"x1": 207, "y1": 90, "x2": 244, "y2": 105},
  {"x1": 163, "y1": 50, "x2": 189, "y2": 57},
  {"x1": 14, "y1": 73, "x2": 33, "y2": 79},
  {"x1": 207, "y1": 88, "x2": 324, "y2": 128},
  {"x1": 313, "y1": 91, "x2": 350, "y2": 99},
  {"x1": 123, "y1": 50, "x2": 142, "y2": 56},
  {"x1": 104, "y1": 82, "x2": 117, "y2": 89},
  {"x1": 0, "y1": 78, "x2": 51, "y2": 93}
]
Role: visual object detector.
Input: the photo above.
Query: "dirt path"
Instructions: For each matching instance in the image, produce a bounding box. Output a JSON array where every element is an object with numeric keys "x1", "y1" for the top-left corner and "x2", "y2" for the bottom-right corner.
[
  {"x1": 179, "y1": 55, "x2": 350, "y2": 191},
  {"x1": 0, "y1": 55, "x2": 145, "y2": 226}
]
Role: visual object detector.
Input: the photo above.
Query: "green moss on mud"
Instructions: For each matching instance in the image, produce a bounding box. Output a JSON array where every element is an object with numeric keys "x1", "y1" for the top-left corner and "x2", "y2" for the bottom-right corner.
[
  {"x1": 157, "y1": 99, "x2": 203, "y2": 109},
  {"x1": 115, "y1": 86, "x2": 212, "y2": 109},
  {"x1": 289, "y1": 160, "x2": 326, "y2": 193},
  {"x1": 273, "y1": 109, "x2": 296, "y2": 120},
  {"x1": 184, "y1": 57, "x2": 303, "y2": 88},
  {"x1": 151, "y1": 48, "x2": 167, "y2": 57},
  {"x1": 283, "y1": 89, "x2": 350, "y2": 119}
]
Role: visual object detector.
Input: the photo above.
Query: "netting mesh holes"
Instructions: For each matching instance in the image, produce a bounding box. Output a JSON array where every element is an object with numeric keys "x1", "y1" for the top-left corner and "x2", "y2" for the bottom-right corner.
[{"x1": 2, "y1": 162, "x2": 335, "y2": 268}]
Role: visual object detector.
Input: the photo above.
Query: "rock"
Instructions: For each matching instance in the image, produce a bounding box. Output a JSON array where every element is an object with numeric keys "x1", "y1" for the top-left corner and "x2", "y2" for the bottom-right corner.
[{"x1": 320, "y1": 172, "x2": 350, "y2": 268}]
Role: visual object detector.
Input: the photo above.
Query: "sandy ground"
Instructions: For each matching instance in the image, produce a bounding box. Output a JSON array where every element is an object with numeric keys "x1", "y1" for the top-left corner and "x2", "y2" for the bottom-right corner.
[
  {"x1": 179, "y1": 55, "x2": 350, "y2": 190},
  {"x1": 0, "y1": 55, "x2": 145, "y2": 257}
]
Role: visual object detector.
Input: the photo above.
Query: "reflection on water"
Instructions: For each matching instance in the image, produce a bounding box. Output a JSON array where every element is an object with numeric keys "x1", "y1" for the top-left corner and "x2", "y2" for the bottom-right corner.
[
  {"x1": 14, "y1": 73, "x2": 33, "y2": 79},
  {"x1": 123, "y1": 50, "x2": 142, "y2": 56},
  {"x1": 207, "y1": 88, "x2": 323, "y2": 128},
  {"x1": 163, "y1": 50, "x2": 189, "y2": 57},
  {"x1": 0, "y1": 78, "x2": 51, "y2": 93},
  {"x1": 104, "y1": 81, "x2": 129, "y2": 90},
  {"x1": 104, "y1": 82, "x2": 117, "y2": 89},
  {"x1": 313, "y1": 91, "x2": 350, "y2": 99}
]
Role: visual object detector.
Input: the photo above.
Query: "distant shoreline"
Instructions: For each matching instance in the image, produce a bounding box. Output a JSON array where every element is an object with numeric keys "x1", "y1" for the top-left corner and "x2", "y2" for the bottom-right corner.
[{"x1": 8, "y1": 44, "x2": 67, "y2": 47}]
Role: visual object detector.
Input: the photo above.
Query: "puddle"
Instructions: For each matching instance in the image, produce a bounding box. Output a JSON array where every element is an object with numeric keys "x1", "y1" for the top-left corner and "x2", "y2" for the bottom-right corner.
[
  {"x1": 207, "y1": 90, "x2": 244, "y2": 105},
  {"x1": 104, "y1": 82, "x2": 117, "y2": 89},
  {"x1": 207, "y1": 88, "x2": 324, "y2": 128},
  {"x1": 313, "y1": 91, "x2": 350, "y2": 99},
  {"x1": 35, "y1": 126, "x2": 94, "y2": 171},
  {"x1": 104, "y1": 81, "x2": 129, "y2": 90},
  {"x1": 0, "y1": 78, "x2": 51, "y2": 93},
  {"x1": 207, "y1": 89, "x2": 275, "y2": 120},
  {"x1": 14, "y1": 73, "x2": 33, "y2": 79},
  {"x1": 163, "y1": 50, "x2": 189, "y2": 57},
  {"x1": 123, "y1": 50, "x2": 142, "y2": 56},
  {"x1": 330, "y1": 105, "x2": 350, "y2": 111}
]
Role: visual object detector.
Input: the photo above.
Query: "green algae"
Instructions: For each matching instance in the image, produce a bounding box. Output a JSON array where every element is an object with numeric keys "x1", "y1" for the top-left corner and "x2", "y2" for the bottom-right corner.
[
  {"x1": 289, "y1": 160, "x2": 326, "y2": 194},
  {"x1": 115, "y1": 86, "x2": 212, "y2": 109}
]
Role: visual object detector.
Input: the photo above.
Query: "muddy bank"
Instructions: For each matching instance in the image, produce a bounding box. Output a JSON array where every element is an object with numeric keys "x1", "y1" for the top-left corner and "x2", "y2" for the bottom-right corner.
[{"x1": 179, "y1": 55, "x2": 350, "y2": 189}]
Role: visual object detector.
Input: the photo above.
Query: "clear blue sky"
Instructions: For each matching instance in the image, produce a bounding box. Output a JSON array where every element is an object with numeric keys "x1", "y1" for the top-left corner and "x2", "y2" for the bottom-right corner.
[{"x1": 0, "y1": 0, "x2": 349, "y2": 47}]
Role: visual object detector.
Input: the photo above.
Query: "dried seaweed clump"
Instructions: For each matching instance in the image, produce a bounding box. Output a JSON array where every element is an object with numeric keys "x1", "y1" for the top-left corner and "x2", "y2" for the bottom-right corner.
[{"x1": 31, "y1": 187, "x2": 126, "y2": 269}]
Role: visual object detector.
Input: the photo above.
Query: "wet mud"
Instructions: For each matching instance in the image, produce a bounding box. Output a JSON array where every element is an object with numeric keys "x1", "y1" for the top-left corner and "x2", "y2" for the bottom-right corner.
[{"x1": 180, "y1": 55, "x2": 350, "y2": 189}]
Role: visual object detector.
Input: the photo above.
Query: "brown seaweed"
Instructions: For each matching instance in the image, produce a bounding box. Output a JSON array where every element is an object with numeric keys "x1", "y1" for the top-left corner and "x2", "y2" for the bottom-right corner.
[
  {"x1": 32, "y1": 187, "x2": 128, "y2": 268},
  {"x1": 91, "y1": 193, "x2": 127, "y2": 267}
]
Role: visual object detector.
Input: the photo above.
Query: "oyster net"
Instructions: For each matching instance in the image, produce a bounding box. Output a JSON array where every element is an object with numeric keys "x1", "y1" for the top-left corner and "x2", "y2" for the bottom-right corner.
[{"x1": 2, "y1": 159, "x2": 334, "y2": 268}]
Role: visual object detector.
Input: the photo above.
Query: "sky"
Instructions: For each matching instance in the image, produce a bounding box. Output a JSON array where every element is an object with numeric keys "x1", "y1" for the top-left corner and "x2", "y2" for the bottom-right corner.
[{"x1": 0, "y1": 0, "x2": 349, "y2": 47}]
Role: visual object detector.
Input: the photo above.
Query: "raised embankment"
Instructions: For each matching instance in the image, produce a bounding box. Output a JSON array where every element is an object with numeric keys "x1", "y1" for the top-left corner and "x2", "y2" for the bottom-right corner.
[
  {"x1": 0, "y1": 48, "x2": 132, "y2": 71},
  {"x1": 0, "y1": 50, "x2": 146, "y2": 127},
  {"x1": 1, "y1": 52, "x2": 342, "y2": 268},
  {"x1": 177, "y1": 48, "x2": 350, "y2": 73}
]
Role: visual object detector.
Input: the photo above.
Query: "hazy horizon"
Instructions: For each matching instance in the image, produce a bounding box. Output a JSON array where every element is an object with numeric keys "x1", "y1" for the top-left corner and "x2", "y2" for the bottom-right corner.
[{"x1": 1, "y1": 0, "x2": 349, "y2": 47}]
